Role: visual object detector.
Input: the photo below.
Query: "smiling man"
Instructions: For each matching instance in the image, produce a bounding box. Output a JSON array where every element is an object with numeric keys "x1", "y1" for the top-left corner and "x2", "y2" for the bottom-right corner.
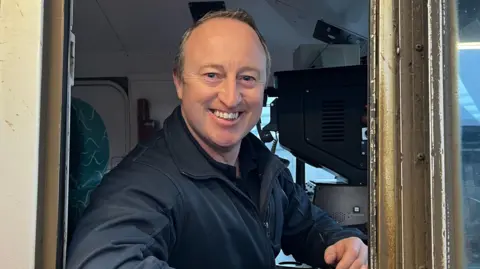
[{"x1": 67, "y1": 9, "x2": 368, "y2": 269}]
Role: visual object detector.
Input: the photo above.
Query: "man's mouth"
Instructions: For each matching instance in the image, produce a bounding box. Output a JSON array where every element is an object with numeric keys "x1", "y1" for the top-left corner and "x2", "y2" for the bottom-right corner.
[{"x1": 209, "y1": 109, "x2": 242, "y2": 121}]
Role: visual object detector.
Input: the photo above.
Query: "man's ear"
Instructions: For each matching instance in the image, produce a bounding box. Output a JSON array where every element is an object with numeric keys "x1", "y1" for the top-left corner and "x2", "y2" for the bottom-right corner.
[{"x1": 173, "y1": 72, "x2": 183, "y2": 100}]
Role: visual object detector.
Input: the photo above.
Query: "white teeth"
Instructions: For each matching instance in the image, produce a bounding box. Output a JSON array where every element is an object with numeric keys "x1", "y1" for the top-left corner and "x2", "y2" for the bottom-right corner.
[{"x1": 213, "y1": 110, "x2": 239, "y2": 120}]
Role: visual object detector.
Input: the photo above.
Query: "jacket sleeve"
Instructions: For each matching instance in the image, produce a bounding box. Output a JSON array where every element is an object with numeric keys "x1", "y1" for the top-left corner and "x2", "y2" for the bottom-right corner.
[
  {"x1": 280, "y1": 169, "x2": 367, "y2": 268},
  {"x1": 66, "y1": 162, "x2": 183, "y2": 269}
]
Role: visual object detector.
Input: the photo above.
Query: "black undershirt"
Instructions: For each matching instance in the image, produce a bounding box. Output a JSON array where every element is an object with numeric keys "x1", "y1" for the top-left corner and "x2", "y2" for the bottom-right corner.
[{"x1": 206, "y1": 140, "x2": 261, "y2": 208}]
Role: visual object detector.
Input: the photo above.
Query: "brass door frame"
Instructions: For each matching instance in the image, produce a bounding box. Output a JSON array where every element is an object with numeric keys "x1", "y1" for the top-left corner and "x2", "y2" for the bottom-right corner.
[
  {"x1": 369, "y1": 0, "x2": 466, "y2": 268},
  {"x1": 37, "y1": 0, "x2": 74, "y2": 268}
]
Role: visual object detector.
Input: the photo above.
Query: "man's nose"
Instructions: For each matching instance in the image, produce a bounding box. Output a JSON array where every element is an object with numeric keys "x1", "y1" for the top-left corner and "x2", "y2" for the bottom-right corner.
[{"x1": 218, "y1": 78, "x2": 242, "y2": 108}]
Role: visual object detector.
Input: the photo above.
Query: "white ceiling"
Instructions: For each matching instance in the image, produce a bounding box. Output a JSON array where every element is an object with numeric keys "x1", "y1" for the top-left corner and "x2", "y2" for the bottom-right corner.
[
  {"x1": 72, "y1": 0, "x2": 320, "y2": 53},
  {"x1": 72, "y1": 0, "x2": 369, "y2": 76}
]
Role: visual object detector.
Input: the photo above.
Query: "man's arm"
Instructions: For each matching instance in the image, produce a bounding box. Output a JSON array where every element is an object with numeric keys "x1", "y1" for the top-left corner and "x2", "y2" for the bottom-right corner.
[
  {"x1": 280, "y1": 169, "x2": 367, "y2": 268},
  {"x1": 67, "y1": 162, "x2": 182, "y2": 269}
]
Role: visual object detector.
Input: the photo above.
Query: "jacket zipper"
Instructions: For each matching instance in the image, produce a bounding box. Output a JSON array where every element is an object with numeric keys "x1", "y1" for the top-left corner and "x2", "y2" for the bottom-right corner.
[
  {"x1": 264, "y1": 204, "x2": 271, "y2": 238},
  {"x1": 222, "y1": 179, "x2": 276, "y2": 269},
  {"x1": 259, "y1": 167, "x2": 284, "y2": 269},
  {"x1": 260, "y1": 167, "x2": 284, "y2": 220},
  {"x1": 181, "y1": 169, "x2": 282, "y2": 269}
]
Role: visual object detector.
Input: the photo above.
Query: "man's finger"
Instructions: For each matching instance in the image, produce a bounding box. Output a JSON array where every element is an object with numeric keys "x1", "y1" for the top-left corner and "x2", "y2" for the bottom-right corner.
[
  {"x1": 359, "y1": 244, "x2": 368, "y2": 265},
  {"x1": 335, "y1": 248, "x2": 358, "y2": 269},
  {"x1": 349, "y1": 259, "x2": 365, "y2": 269},
  {"x1": 324, "y1": 245, "x2": 338, "y2": 264}
]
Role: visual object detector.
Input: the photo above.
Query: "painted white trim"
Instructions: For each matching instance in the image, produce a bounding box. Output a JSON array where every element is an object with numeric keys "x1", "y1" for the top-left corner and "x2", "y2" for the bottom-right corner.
[{"x1": 0, "y1": 0, "x2": 44, "y2": 268}]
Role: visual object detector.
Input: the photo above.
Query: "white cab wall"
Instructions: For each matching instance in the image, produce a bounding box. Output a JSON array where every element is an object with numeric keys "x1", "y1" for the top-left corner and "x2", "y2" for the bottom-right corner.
[
  {"x1": 72, "y1": 80, "x2": 131, "y2": 168},
  {"x1": 71, "y1": 74, "x2": 181, "y2": 156},
  {"x1": 128, "y1": 75, "x2": 181, "y2": 145}
]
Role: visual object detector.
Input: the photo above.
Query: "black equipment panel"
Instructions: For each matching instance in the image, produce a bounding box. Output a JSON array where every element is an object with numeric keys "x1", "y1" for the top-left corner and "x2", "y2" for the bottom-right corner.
[{"x1": 273, "y1": 65, "x2": 368, "y2": 186}]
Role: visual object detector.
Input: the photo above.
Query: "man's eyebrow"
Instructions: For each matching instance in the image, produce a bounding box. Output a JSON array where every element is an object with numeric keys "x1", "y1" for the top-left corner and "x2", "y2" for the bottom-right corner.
[
  {"x1": 199, "y1": 64, "x2": 225, "y2": 72},
  {"x1": 198, "y1": 64, "x2": 261, "y2": 75},
  {"x1": 238, "y1": 66, "x2": 261, "y2": 75}
]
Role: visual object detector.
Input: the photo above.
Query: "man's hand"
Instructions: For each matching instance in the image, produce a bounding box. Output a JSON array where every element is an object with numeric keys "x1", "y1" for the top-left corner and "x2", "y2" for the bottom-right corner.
[{"x1": 324, "y1": 237, "x2": 368, "y2": 269}]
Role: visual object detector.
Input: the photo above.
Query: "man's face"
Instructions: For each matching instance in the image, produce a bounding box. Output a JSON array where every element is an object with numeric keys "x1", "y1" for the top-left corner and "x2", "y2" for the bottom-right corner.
[{"x1": 174, "y1": 18, "x2": 267, "y2": 151}]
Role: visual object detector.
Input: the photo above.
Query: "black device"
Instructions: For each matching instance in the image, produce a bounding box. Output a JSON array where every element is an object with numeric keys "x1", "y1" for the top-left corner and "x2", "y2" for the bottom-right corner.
[
  {"x1": 188, "y1": 1, "x2": 226, "y2": 23},
  {"x1": 312, "y1": 20, "x2": 367, "y2": 47},
  {"x1": 270, "y1": 65, "x2": 368, "y2": 186},
  {"x1": 313, "y1": 184, "x2": 368, "y2": 228}
]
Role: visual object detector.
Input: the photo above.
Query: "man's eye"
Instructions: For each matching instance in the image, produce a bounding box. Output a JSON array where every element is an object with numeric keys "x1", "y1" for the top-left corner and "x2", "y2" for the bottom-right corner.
[
  {"x1": 205, "y1": 73, "x2": 217, "y2": 79},
  {"x1": 203, "y1": 73, "x2": 221, "y2": 83},
  {"x1": 240, "y1": 75, "x2": 256, "y2": 81}
]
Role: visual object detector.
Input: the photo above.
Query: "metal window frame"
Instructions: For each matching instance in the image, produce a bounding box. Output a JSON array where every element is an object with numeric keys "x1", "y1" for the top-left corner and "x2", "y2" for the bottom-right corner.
[{"x1": 369, "y1": 0, "x2": 466, "y2": 268}]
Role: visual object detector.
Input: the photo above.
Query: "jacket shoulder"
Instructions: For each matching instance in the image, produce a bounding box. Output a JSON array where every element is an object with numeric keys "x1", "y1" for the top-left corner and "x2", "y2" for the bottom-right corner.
[
  {"x1": 120, "y1": 130, "x2": 177, "y2": 172},
  {"x1": 89, "y1": 130, "x2": 184, "y2": 209}
]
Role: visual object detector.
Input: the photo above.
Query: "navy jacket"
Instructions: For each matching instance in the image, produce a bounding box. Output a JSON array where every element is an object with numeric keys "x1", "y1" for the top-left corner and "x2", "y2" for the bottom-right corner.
[{"x1": 66, "y1": 106, "x2": 366, "y2": 269}]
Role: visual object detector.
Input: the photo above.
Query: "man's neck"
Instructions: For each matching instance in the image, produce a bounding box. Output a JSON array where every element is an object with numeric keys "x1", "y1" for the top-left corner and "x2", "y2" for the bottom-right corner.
[
  {"x1": 181, "y1": 110, "x2": 241, "y2": 166},
  {"x1": 198, "y1": 138, "x2": 241, "y2": 166}
]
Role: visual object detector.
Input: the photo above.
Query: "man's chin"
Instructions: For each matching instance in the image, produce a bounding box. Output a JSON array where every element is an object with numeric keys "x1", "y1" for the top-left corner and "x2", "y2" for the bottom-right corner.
[
  {"x1": 210, "y1": 136, "x2": 242, "y2": 150},
  {"x1": 213, "y1": 140, "x2": 240, "y2": 150}
]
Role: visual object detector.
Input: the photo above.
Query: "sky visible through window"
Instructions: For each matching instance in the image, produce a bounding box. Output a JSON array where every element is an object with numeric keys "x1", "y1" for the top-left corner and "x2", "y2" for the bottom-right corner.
[{"x1": 458, "y1": 46, "x2": 480, "y2": 268}]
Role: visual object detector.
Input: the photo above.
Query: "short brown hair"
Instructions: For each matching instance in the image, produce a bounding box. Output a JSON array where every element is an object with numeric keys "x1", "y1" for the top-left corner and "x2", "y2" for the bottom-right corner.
[{"x1": 172, "y1": 9, "x2": 271, "y2": 82}]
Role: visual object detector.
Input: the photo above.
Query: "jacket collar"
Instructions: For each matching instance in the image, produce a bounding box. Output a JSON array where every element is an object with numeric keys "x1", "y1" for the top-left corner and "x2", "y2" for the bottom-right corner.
[{"x1": 163, "y1": 105, "x2": 286, "y2": 180}]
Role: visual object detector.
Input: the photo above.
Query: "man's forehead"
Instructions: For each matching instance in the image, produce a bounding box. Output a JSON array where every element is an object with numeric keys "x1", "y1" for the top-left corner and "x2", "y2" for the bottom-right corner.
[
  {"x1": 183, "y1": 18, "x2": 266, "y2": 69},
  {"x1": 191, "y1": 17, "x2": 255, "y2": 38}
]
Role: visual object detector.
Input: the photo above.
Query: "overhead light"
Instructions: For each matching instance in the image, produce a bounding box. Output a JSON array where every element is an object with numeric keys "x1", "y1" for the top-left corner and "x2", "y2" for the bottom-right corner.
[{"x1": 458, "y1": 42, "x2": 480, "y2": 50}]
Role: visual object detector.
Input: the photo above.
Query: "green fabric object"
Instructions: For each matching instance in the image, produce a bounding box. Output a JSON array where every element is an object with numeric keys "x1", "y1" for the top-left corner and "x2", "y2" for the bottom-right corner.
[{"x1": 68, "y1": 97, "x2": 110, "y2": 238}]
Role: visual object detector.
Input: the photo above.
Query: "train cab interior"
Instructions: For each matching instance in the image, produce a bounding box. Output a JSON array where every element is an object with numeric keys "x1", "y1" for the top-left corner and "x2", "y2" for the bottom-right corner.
[
  {"x1": 69, "y1": 0, "x2": 369, "y2": 266},
  {"x1": 67, "y1": 0, "x2": 480, "y2": 267}
]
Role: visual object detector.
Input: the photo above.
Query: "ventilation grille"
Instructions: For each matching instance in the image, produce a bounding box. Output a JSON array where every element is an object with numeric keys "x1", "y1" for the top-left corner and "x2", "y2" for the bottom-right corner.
[
  {"x1": 332, "y1": 212, "x2": 347, "y2": 224},
  {"x1": 321, "y1": 100, "x2": 345, "y2": 142}
]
